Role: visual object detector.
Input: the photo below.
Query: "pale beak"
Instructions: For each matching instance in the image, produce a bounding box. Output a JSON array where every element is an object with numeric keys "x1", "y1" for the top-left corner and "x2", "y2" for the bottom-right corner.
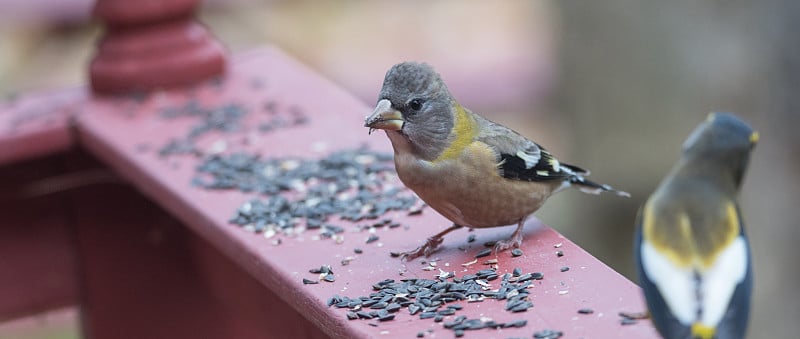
[{"x1": 364, "y1": 99, "x2": 404, "y2": 134}]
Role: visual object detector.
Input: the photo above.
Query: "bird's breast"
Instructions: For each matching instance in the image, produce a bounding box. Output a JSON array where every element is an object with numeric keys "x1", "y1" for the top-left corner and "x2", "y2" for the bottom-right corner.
[{"x1": 393, "y1": 142, "x2": 558, "y2": 228}]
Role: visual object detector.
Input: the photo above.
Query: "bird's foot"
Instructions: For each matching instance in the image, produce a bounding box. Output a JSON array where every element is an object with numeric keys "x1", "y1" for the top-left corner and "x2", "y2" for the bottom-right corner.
[
  {"x1": 493, "y1": 228, "x2": 525, "y2": 253},
  {"x1": 399, "y1": 236, "x2": 444, "y2": 261}
]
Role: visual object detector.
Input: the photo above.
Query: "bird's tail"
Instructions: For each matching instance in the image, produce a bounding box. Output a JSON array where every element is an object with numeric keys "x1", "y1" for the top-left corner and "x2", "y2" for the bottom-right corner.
[
  {"x1": 569, "y1": 175, "x2": 630, "y2": 197},
  {"x1": 556, "y1": 163, "x2": 631, "y2": 198}
]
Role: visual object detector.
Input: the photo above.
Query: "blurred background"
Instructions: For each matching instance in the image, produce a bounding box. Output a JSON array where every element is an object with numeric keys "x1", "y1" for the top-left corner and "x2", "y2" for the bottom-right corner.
[{"x1": 1, "y1": 0, "x2": 797, "y2": 338}]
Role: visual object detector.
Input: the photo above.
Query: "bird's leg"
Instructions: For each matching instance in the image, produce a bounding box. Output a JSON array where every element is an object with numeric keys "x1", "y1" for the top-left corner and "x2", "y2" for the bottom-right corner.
[
  {"x1": 494, "y1": 218, "x2": 526, "y2": 252},
  {"x1": 399, "y1": 224, "x2": 464, "y2": 261}
]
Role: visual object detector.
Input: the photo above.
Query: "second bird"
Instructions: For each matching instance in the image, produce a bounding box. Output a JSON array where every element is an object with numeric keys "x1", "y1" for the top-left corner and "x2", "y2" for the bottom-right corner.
[{"x1": 365, "y1": 62, "x2": 628, "y2": 260}]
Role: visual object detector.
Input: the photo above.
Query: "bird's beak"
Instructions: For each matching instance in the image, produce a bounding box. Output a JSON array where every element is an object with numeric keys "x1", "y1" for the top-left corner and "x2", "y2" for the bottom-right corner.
[{"x1": 365, "y1": 99, "x2": 404, "y2": 134}]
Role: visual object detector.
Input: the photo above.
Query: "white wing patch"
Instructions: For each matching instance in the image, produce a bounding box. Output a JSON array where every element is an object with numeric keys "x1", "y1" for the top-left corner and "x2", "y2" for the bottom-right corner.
[
  {"x1": 642, "y1": 236, "x2": 749, "y2": 329},
  {"x1": 699, "y1": 236, "x2": 748, "y2": 328},
  {"x1": 641, "y1": 242, "x2": 697, "y2": 325},
  {"x1": 548, "y1": 157, "x2": 561, "y2": 172},
  {"x1": 515, "y1": 148, "x2": 541, "y2": 169}
]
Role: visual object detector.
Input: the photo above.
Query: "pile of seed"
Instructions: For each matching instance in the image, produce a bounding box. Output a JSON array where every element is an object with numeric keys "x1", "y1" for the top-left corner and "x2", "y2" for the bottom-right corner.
[
  {"x1": 157, "y1": 100, "x2": 308, "y2": 157},
  {"x1": 193, "y1": 148, "x2": 420, "y2": 238},
  {"x1": 327, "y1": 267, "x2": 546, "y2": 336},
  {"x1": 303, "y1": 265, "x2": 336, "y2": 284}
]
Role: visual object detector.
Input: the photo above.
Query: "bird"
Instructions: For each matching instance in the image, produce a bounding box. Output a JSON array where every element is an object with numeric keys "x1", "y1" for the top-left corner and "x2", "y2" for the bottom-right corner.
[
  {"x1": 634, "y1": 113, "x2": 757, "y2": 339},
  {"x1": 364, "y1": 62, "x2": 628, "y2": 260}
]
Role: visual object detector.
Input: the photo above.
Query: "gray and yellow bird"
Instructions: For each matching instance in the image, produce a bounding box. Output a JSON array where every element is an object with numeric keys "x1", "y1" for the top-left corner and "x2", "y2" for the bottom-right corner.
[
  {"x1": 634, "y1": 113, "x2": 757, "y2": 339},
  {"x1": 364, "y1": 62, "x2": 627, "y2": 260}
]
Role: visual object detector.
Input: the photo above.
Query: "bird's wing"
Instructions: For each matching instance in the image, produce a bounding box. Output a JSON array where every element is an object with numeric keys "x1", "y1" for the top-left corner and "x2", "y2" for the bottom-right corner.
[
  {"x1": 473, "y1": 115, "x2": 587, "y2": 182},
  {"x1": 638, "y1": 189, "x2": 750, "y2": 336}
]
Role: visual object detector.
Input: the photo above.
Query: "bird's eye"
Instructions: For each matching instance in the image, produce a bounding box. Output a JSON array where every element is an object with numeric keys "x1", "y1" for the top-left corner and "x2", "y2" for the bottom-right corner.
[{"x1": 408, "y1": 99, "x2": 424, "y2": 112}]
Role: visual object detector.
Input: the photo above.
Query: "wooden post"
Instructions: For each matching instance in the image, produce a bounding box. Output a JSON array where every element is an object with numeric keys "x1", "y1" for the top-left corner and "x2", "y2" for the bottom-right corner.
[{"x1": 89, "y1": 0, "x2": 227, "y2": 94}]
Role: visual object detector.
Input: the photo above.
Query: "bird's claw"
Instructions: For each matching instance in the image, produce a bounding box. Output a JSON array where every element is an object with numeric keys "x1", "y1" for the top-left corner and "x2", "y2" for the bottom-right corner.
[
  {"x1": 399, "y1": 236, "x2": 445, "y2": 261},
  {"x1": 493, "y1": 234, "x2": 524, "y2": 253}
]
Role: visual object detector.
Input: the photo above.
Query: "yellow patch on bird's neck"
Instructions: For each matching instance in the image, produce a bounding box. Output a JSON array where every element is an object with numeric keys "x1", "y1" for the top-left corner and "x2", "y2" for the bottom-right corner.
[
  {"x1": 433, "y1": 103, "x2": 477, "y2": 163},
  {"x1": 698, "y1": 202, "x2": 740, "y2": 267},
  {"x1": 691, "y1": 322, "x2": 715, "y2": 339},
  {"x1": 643, "y1": 200, "x2": 695, "y2": 268},
  {"x1": 643, "y1": 199, "x2": 741, "y2": 270}
]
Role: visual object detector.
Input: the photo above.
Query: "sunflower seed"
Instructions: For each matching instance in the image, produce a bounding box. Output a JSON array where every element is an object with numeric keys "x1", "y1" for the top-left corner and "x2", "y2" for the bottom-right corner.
[{"x1": 475, "y1": 249, "x2": 492, "y2": 258}]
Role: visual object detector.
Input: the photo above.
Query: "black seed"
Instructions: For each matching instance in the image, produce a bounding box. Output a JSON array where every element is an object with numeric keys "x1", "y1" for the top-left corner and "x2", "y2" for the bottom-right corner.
[
  {"x1": 356, "y1": 311, "x2": 373, "y2": 319},
  {"x1": 370, "y1": 301, "x2": 388, "y2": 309},
  {"x1": 476, "y1": 269, "x2": 496, "y2": 277},
  {"x1": 505, "y1": 319, "x2": 527, "y2": 328},
  {"x1": 417, "y1": 332, "x2": 424, "y2": 338},
  {"x1": 419, "y1": 312, "x2": 437, "y2": 319},
  {"x1": 354, "y1": 248, "x2": 363, "y2": 254},
  {"x1": 556, "y1": 250, "x2": 564, "y2": 257},
  {"x1": 512, "y1": 267, "x2": 522, "y2": 277},
  {"x1": 302, "y1": 278, "x2": 318, "y2": 285},
  {"x1": 531, "y1": 272, "x2": 544, "y2": 280},
  {"x1": 505, "y1": 299, "x2": 522, "y2": 311},
  {"x1": 438, "y1": 308, "x2": 456, "y2": 316},
  {"x1": 511, "y1": 248, "x2": 523, "y2": 257},
  {"x1": 578, "y1": 308, "x2": 594, "y2": 314},
  {"x1": 384, "y1": 303, "x2": 401, "y2": 312},
  {"x1": 378, "y1": 314, "x2": 395, "y2": 321},
  {"x1": 467, "y1": 234, "x2": 476, "y2": 243},
  {"x1": 443, "y1": 321, "x2": 459, "y2": 329},
  {"x1": 510, "y1": 301, "x2": 533, "y2": 312},
  {"x1": 454, "y1": 329, "x2": 465, "y2": 337},
  {"x1": 434, "y1": 315, "x2": 444, "y2": 322},
  {"x1": 424, "y1": 306, "x2": 440, "y2": 313},
  {"x1": 620, "y1": 318, "x2": 638, "y2": 325},
  {"x1": 533, "y1": 329, "x2": 563, "y2": 338},
  {"x1": 408, "y1": 304, "x2": 421, "y2": 315},
  {"x1": 483, "y1": 241, "x2": 496, "y2": 247},
  {"x1": 323, "y1": 273, "x2": 336, "y2": 282},
  {"x1": 475, "y1": 248, "x2": 492, "y2": 258},
  {"x1": 346, "y1": 311, "x2": 358, "y2": 320},
  {"x1": 560, "y1": 266, "x2": 570, "y2": 272},
  {"x1": 516, "y1": 273, "x2": 533, "y2": 282},
  {"x1": 448, "y1": 304, "x2": 463, "y2": 310},
  {"x1": 327, "y1": 295, "x2": 339, "y2": 306},
  {"x1": 366, "y1": 234, "x2": 379, "y2": 244}
]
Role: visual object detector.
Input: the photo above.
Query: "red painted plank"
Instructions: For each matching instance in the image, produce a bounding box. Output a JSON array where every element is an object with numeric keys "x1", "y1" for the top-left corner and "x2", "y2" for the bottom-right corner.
[
  {"x1": 73, "y1": 46, "x2": 659, "y2": 338},
  {"x1": 67, "y1": 160, "x2": 327, "y2": 339},
  {"x1": 0, "y1": 155, "x2": 79, "y2": 322},
  {"x1": 0, "y1": 88, "x2": 84, "y2": 166}
]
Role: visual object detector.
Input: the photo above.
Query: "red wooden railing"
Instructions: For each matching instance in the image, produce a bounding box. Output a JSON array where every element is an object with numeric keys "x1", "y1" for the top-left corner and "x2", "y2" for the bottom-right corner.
[{"x1": 0, "y1": 1, "x2": 659, "y2": 338}]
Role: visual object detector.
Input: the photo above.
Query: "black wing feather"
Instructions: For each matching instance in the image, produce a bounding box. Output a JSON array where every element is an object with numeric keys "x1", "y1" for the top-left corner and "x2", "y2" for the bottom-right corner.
[{"x1": 499, "y1": 147, "x2": 579, "y2": 182}]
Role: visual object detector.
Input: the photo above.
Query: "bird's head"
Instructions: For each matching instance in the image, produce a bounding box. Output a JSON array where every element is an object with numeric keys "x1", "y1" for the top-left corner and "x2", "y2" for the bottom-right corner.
[
  {"x1": 365, "y1": 62, "x2": 456, "y2": 160},
  {"x1": 681, "y1": 112, "x2": 758, "y2": 188}
]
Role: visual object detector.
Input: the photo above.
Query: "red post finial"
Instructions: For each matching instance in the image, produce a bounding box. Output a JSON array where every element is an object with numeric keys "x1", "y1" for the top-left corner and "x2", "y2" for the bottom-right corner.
[{"x1": 89, "y1": 0, "x2": 227, "y2": 95}]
